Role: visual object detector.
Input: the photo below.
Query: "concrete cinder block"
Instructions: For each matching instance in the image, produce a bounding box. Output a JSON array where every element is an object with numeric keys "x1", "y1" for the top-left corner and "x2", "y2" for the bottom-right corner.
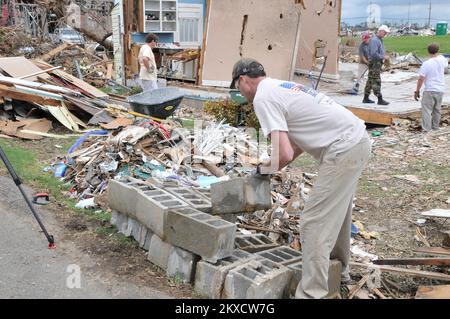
[
  {"x1": 235, "y1": 233, "x2": 280, "y2": 253},
  {"x1": 256, "y1": 246, "x2": 302, "y2": 266},
  {"x1": 194, "y1": 250, "x2": 255, "y2": 299},
  {"x1": 165, "y1": 187, "x2": 212, "y2": 213},
  {"x1": 222, "y1": 256, "x2": 292, "y2": 299},
  {"x1": 211, "y1": 176, "x2": 272, "y2": 214},
  {"x1": 166, "y1": 207, "x2": 236, "y2": 263},
  {"x1": 135, "y1": 188, "x2": 188, "y2": 239},
  {"x1": 108, "y1": 178, "x2": 156, "y2": 217},
  {"x1": 108, "y1": 179, "x2": 139, "y2": 217},
  {"x1": 194, "y1": 187, "x2": 211, "y2": 201},
  {"x1": 131, "y1": 220, "x2": 153, "y2": 251},
  {"x1": 111, "y1": 210, "x2": 129, "y2": 235},
  {"x1": 147, "y1": 234, "x2": 173, "y2": 270},
  {"x1": 287, "y1": 259, "x2": 342, "y2": 299},
  {"x1": 167, "y1": 247, "x2": 200, "y2": 283}
]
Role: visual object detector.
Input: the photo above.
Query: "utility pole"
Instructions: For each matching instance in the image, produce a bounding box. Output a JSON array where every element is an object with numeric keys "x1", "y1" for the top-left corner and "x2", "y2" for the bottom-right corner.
[
  {"x1": 407, "y1": 0, "x2": 411, "y2": 28},
  {"x1": 428, "y1": 2, "x2": 432, "y2": 29}
]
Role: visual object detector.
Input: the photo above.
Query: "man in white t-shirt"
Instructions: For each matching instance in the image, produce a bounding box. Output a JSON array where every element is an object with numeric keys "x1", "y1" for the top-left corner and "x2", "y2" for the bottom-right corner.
[
  {"x1": 138, "y1": 33, "x2": 159, "y2": 92},
  {"x1": 230, "y1": 58, "x2": 371, "y2": 299},
  {"x1": 415, "y1": 43, "x2": 448, "y2": 132}
]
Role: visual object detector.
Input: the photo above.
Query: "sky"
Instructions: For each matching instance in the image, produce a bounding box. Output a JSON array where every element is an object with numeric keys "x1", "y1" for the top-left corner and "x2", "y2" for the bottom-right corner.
[{"x1": 341, "y1": 0, "x2": 450, "y2": 26}]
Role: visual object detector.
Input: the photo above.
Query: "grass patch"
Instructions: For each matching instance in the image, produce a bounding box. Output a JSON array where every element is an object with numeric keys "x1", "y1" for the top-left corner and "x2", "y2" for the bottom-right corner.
[
  {"x1": 384, "y1": 35, "x2": 450, "y2": 57},
  {"x1": 0, "y1": 139, "x2": 108, "y2": 224},
  {"x1": 358, "y1": 177, "x2": 387, "y2": 198},
  {"x1": 342, "y1": 35, "x2": 450, "y2": 57}
]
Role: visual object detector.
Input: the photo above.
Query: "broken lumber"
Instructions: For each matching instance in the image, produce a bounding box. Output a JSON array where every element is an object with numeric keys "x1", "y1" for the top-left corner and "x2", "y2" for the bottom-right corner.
[
  {"x1": 351, "y1": 262, "x2": 450, "y2": 282},
  {"x1": 414, "y1": 247, "x2": 450, "y2": 256},
  {"x1": 202, "y1": 160, "x2": 225, "y2": 177},
  {"x1": 415, "y1": 285, "x2": 450, "y2": 299},
  {"x1": 52, "y1": 69, "x2": 108, "y2": 99},
  {"x1": 373, "y1": 257, "x2": 450, "y2": 266},
  {"x1": 372, "y1": 288, "x2": 387, "y2": 299},
  {"x1": 18, "y1": 66, "x2": 62, "y2": 80},
  {"x1": 38, "y1": 42, "x2": 74, "y2": 62},
  {"x1": 0, "y1": 84, "x2": 61, "y2": 106},
  {"x1": 0, "y1": 76, "x2": 77, "y2": 95},
  {"x1": 348, "y1": 274, "x2": 370, "y2": 299}
]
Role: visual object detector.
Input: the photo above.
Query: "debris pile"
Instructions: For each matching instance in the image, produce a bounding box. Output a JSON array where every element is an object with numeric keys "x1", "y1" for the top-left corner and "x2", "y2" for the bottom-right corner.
[
  {"x1": 0, "y1": 54, "x2": 127, "y2": 140},
  {"x1": 41, "y1": 43, "x2": 114, "y2": 87},
  {"x1": 0, "y1": 26, "x2": 55, "y2": 58}
]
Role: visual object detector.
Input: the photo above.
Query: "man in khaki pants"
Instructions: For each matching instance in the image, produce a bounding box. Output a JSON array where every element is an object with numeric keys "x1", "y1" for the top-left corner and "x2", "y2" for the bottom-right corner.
[
  {"x1": 231, "y1": 58, "x2": 371, "y2": 299},
  {"x1": 415, "y1": 43, "x2": 448, "y2": 132}
]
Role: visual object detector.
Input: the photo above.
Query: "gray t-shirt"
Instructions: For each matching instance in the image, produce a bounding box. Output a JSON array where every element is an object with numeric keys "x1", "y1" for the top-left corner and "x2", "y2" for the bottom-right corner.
[
  {"x1": 359, "y1": 42, "x2": 370, "y2": 61},
  {"x1": 253, "y1": 78, "x2": 367, "y2": 162}
]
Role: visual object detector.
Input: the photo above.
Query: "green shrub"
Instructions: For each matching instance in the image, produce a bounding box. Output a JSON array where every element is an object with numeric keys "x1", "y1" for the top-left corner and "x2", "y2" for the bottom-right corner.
[{"x1": 203, "y1": 99, "x2": 260, "y2": 129}]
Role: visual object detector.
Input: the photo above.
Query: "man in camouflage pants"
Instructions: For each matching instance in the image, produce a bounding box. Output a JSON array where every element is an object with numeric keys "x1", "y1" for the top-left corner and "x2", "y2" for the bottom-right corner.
[{"x1": 363, "y1": 25, "x2": 390, "y2": 105}]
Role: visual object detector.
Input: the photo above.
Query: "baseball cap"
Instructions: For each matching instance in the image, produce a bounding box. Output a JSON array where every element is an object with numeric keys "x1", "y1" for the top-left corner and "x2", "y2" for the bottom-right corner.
[
  {"x1": 230, "y1": 58, "x2": 266, "y2": 89},
  {"x1": 378, "y1": 25, "x2": 390, "y2": 33},
  {"x1": 362, "y1": 32, "x2": 370, "y2": 40}
]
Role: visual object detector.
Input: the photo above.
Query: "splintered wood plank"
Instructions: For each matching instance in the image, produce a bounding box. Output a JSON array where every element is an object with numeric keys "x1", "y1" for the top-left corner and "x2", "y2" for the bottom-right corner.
[
  {"x1": 0, "y1": 84, "x2": 61, "y2": 106},
  {"x1": 0, "y1": 57, "x2": 50, "y2": 81},
  {"x1": 345, "y1": 107, "x2": 394, "y2": 125},
  {"x1": 351, "y1": 262, "x2": 450, "y2": 281},
  {"x1": 414, "y1": 247, "x2": 450, "y2": 256},
  {"x1": 38, "y1": 42, "x2": 74, "y2": 62},
  {"x1": 52, "y1": 69, "x2": 108, "y2": 99},
  {"x1": 415, "y1": 285, "x2": 450, "y2": 299},
  {"x1": 374, "y1": 258, "x2": 450, "y2": 266}
]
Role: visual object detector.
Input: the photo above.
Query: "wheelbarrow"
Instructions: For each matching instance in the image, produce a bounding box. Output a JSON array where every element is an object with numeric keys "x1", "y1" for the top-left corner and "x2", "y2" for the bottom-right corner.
[{"x1": 127, "y1": 87, "x2": 185, "y2": 120}]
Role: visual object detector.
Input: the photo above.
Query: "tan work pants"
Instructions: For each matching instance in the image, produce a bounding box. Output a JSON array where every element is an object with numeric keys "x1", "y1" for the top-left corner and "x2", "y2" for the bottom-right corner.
[
  {"x1": 296, "y1": 134, "x2": 371, "y2": 299},
  {"x1": 421, "y1": 91, "x2": 444, "y2": 131}
]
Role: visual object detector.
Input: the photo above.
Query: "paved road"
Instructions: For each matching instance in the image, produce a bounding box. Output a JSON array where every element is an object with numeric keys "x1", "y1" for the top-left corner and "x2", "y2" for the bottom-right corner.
[{"x1": 0, "y1": 176, "x2": 171, "y2": 299}]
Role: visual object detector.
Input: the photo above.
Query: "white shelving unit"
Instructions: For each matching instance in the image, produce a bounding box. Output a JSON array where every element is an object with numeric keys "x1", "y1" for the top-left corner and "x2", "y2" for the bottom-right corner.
[{"x1": 144, "y1": 0, "x2": 178, "y2": 33}]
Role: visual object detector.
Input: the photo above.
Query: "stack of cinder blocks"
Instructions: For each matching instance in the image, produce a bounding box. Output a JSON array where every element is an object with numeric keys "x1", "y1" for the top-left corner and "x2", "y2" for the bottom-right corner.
[
  {"x1": 195, "y1": 235, "x2": 342, "y2": 299},
  {"x1": 108, "y1": 177, "x2": 236, "y2": 284},
  {"x1": 108, "y1": 176, "x2": 342, "y2": 299}
]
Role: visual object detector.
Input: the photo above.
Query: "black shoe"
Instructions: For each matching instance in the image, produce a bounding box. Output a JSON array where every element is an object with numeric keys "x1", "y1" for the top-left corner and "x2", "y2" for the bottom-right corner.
[
  {"x1": 377, "y1": 95, "x2": 389, "y2": 105},
  {"x1": 362, "y1": 95, "x2": 375, "y2": 103}
]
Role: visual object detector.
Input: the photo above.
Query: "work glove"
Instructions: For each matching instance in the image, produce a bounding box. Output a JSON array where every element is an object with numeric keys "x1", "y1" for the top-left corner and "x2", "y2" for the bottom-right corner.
[{"x1": 414, "y1": 91, "x2": 420, "y2": 101}]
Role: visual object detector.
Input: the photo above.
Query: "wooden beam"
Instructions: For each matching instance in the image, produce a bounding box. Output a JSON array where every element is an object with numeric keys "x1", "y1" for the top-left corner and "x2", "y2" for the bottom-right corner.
[
  {"x1": 348, "y1": 274, "x2": 370, "y2": 299},
  {"x1": 415, "y1": 285, "x2": 450, "y2": 299},
  {"x1": 0, "y1": 84, "x2": 60, "y2": 106},
  {"x1": 202, "y1": 160, "x2": 225, "y2": 177},
  {"x1": 138, "y1": 0, "x2": 144, "y2": 32},
  {"x1": 414, "y1": 247, "x2": 450, "y2": 256},
  {"x1": 374, "y1": 258, "x2": 450, "y2": 266},
  {"x1": 351, "y1": 262, "x2": 450, "y2": 282},
  {"x1": 346, "y1": 107, "x2": 393, "y2": 126},
  {"x1": 197, "y1": 0, "x2": 211, "y2": 86},
  {"x1": 18, "y1": 66, "x2": 62, "y2": 80},
  {"x1": 38, "y1": 42, "x2": 74, "y2": 62}
]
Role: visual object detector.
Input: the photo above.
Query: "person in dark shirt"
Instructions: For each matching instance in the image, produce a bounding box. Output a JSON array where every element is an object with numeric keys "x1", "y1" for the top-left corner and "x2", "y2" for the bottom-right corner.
[
  {"x1": 351, "y1": 32, "x2": 371, "y2": 94},
  {"x1": 363, "y1": 25, "x2": 390, "y2": 105}
]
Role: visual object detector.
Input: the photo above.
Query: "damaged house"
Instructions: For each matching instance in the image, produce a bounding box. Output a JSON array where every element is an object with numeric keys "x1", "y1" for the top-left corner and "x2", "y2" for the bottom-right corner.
[{"x1": 112, "y1": 0, "x2": 342, "y2": 86}]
